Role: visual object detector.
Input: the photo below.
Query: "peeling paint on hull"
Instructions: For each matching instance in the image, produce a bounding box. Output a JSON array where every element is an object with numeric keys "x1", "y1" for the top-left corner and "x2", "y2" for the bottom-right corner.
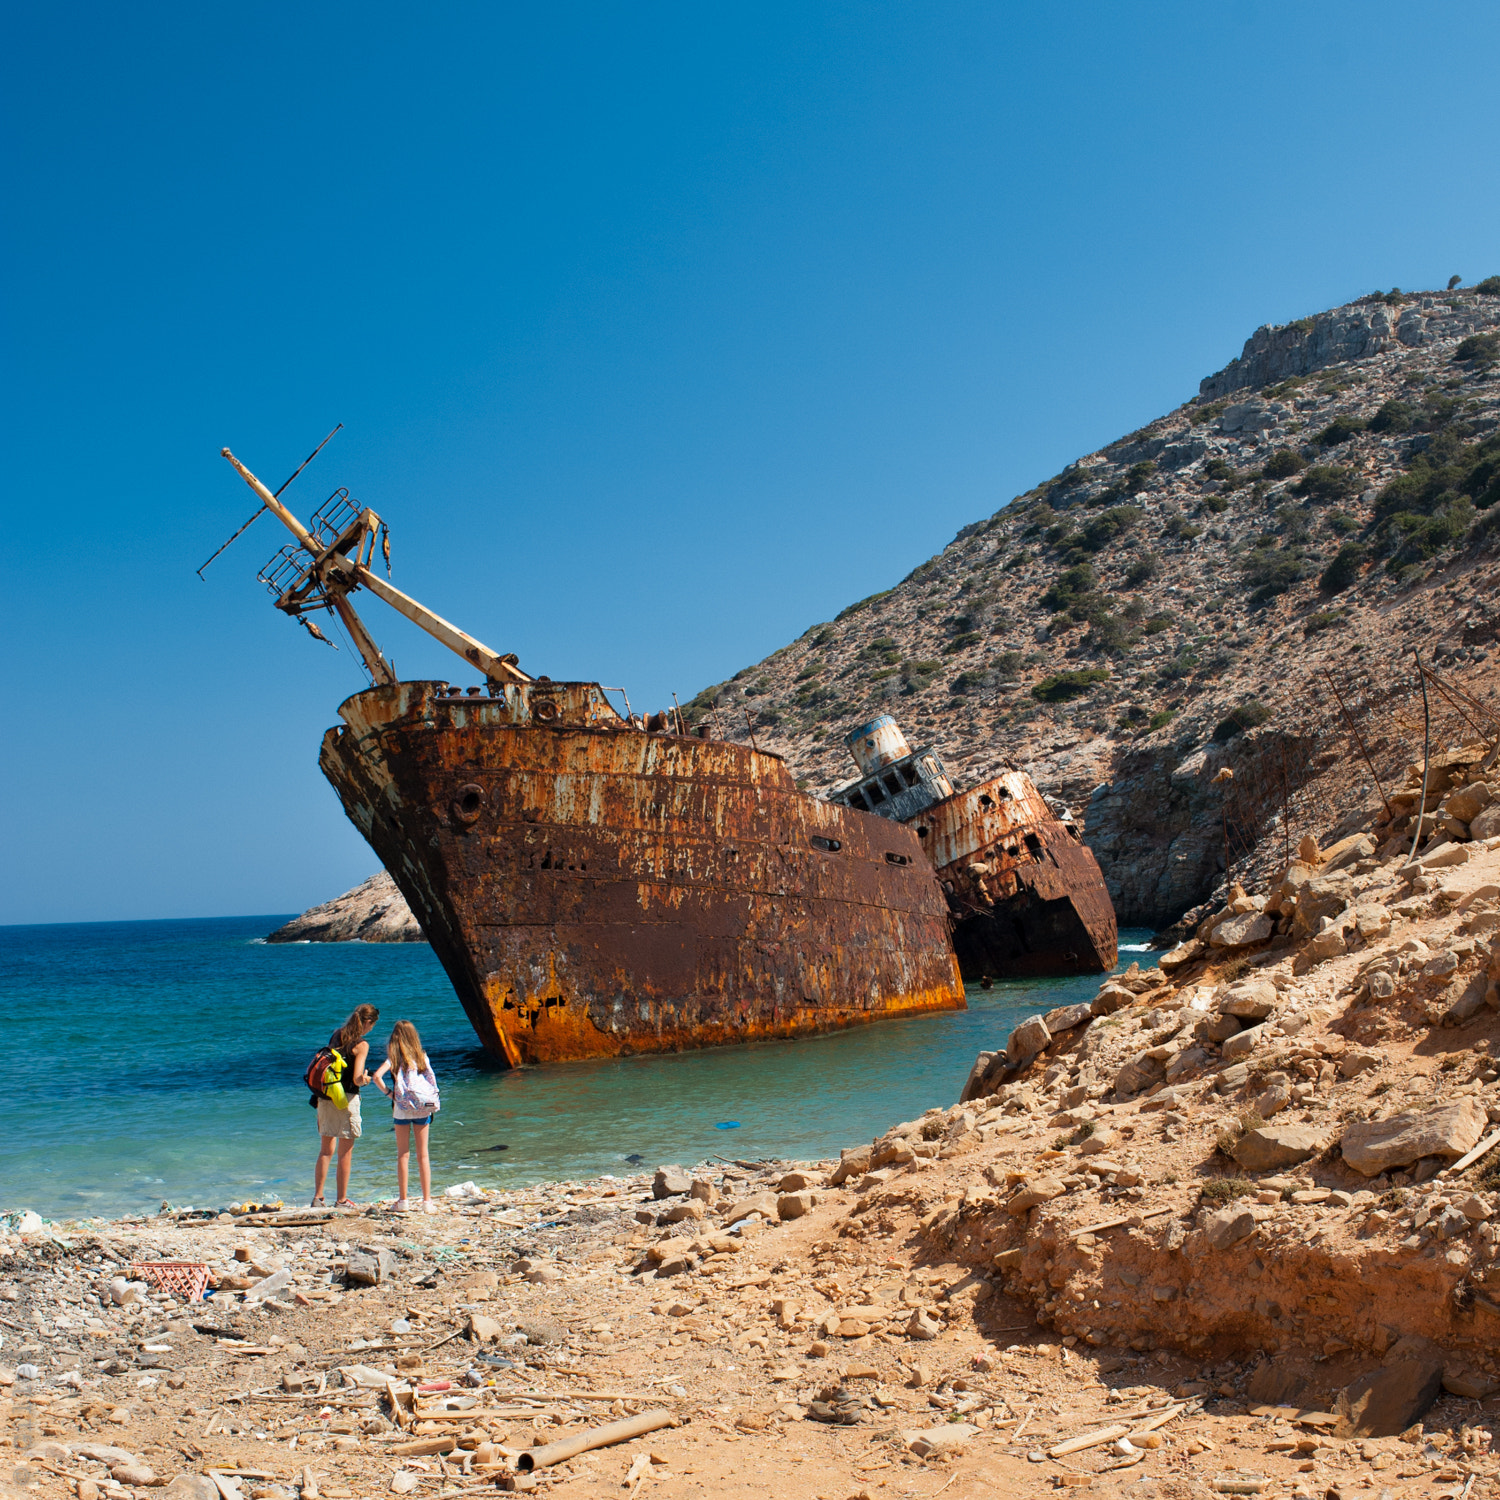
[{"x1": 317, "y1": 680, "x2": 966, "y2": 1065}]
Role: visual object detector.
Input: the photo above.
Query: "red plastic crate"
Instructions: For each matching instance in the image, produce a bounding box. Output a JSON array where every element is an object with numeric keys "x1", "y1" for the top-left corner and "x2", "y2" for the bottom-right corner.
[{"x1": 130, "y1": 1260, "x2": 211, "y2": 1304}]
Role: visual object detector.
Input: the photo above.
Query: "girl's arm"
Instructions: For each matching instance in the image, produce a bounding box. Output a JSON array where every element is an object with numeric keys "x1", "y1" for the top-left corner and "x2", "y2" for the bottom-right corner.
[
  {"x1": 372, "y1": 1059, "x2": 393, "y2": 1095},
  {"x1": 353, "y1": 1040, "x2": 372, "y2": 1085}
]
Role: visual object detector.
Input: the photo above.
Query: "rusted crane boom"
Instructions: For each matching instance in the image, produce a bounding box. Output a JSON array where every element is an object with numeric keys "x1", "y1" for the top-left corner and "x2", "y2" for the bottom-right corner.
[{"x1": 222, "y1": 447, "x2": 530, "y2": 688}]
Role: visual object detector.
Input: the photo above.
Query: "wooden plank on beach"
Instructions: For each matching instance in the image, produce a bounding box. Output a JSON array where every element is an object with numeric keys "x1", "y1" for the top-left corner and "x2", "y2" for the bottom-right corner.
[
  {"x1": 1048, "y1": 1423, "x2": 1131, "y2": 1458},
  {"x1": 1068, "y1": 1207, "x2": 1173, "y2": 1240}
]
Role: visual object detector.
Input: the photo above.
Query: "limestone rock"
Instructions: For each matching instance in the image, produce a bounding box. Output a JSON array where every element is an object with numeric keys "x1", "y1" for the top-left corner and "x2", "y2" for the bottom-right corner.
[
  {"x1": 1115, "y1": 1052, "x2": 1165, "y2": 1096},
  {"x1": 266, "y1": 870, "x2": 424, "y2": 943},
  {"x1": 1196, "y1": 1013, "x2": 1242, "y2": 1044},
  {"x1": 161, "y1": 1479, "x2": 218, "y2": 1500},
  {"x1": 1293, "y1": 873, "x2": 1354, "y2": 939},
  {"x1": 1202, "y1": 1205, "x2": 1257, "y2": 1250},
  {"x1": 777, "y1": 1192, "x2": 817, "y2": 1221},
  {"x1": 1340, "y1": 1099, "x2": 1488, "y2": 1176},
  {"x1": 1446, "y1": 782, "x2": 1492, "y2": 824},
  {"x1": 905, "y1": 1309, "x2": 941, "y2": 1340},
  {"x1": 110, "y1": 1464, "x2": 158, "y2": 1487},
  {"x1": 1471, "y1": 803, "x2": 1500, "y2": 841},
  {"x1": 1221, "y1": 1025, "x2": 1264, "y2": 1062},
  {"x1": 905, "y1": 1421, "x2": 978, "y2": 1455},
  {"x1": 653, "y1": 1165, "x2": 692, "y2": 1199},
  {"x1": 663, "y1": 1201, "x2": 706, "y2": 1224},
  {"x1": 1007, "y1": 1014, "x2": 1051, "y2": 1066},
  {"x1": 467, "y1": 1313, "x2": 503, "y2": 1343},
  {"x1": 1231, "y1": 1122, "x2": 1334, "y2": 1171},
  {"x1": 1157, "y1": 940, "x2": 1204, "y2": 974},
  {"x1": 1338, "y1": 1050, "x2": 1382, "y2": 1080},
  {"x1": 1006, "y1": 1178, "x2": 1063, "y2": 1215},
  {"x1": 1211, "y1": 911, "x2": 1273, "y2": 949},
  {"x1": 777, "y1": 1170, "x2": 821, "y2": 1192},
  {"x1": 1090, "y1": 984, "x2": 1134, "y2": 1016},
  {"x1": 1336, "y1": 1356, "x2": 1445, "y2": 1438},
  {"x1": 829, "y1": 1147, "x2": 873, "y2": 1186},
  {"x1": 1353, "y1": 904, "x2": 1392, "y2": 941},
  {"x1": 1220, "y1": 981, "x2": 1277, "y2": 1020},
  {"x1": 1041, "y1": 1002, "x2": 1093, "y2": 1034},
  {"x1": 345, "y1": 1249, "x2": 395, "y2": 1287},
  {"x1": 724, "y1": 1192, "x2": 779, "y2": 1225}
]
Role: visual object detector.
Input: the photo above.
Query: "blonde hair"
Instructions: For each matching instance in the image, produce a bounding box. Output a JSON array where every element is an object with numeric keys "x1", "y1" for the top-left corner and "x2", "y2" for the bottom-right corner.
[{"x1": 387, "y1": 1020, "x2": 428, "y2": 1075}]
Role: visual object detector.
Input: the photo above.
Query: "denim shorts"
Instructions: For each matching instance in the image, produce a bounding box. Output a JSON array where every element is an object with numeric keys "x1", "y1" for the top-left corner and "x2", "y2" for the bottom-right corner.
[{"x1": 395, "y1": 1116, "x2": 432, "y2": 1128}]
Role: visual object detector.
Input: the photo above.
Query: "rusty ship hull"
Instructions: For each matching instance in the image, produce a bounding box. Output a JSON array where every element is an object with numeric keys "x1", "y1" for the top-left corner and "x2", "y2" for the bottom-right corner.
[
  {"x1": 318, "y1": 679, "x2": 966, "y2": 1066},
  {"x1": 832, "y1": 717, "x2": 1117, "y2": 980},
  {"x1": 917, "y1": 772, "x2": 1118, "y2": 979}
]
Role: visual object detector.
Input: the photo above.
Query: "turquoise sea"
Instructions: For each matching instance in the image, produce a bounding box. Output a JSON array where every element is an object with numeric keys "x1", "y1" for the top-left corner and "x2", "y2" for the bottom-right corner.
[{"x1": 1, "y1": 917, "x2": 1151, "y2": 1221}]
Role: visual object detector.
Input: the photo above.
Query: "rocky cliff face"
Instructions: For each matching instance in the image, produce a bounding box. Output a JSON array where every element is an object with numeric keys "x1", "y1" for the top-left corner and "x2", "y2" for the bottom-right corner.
[
  {"x1": 266, "y1": 871, "x2": 424, "y2": 943},
  {"x1": 684, "y1": 282, "x2": 1500, "y2": 926}
]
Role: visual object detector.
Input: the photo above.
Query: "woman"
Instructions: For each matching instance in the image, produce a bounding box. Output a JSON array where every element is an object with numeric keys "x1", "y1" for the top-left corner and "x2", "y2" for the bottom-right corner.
[{"x1": 311, "y1": 1003, "x2": 379, "y2": 1207}]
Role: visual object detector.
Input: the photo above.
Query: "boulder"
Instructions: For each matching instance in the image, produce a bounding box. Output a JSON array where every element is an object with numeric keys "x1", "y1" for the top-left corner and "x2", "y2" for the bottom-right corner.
[
  {"x1": 723, "y1": 1192, "x2": 779, "y2": 1225},
  {"x1": 1353, "y1": 904, "x2": 1392, "y2": 942},
  {"x1": 1211, "y1": 912, "x2": 1274, "y2": 949},
  {"x1": 1091, "y1": 983, "x2": 1134, "y2": 1016},
  {"x1": 1446, "y1": 782, "x2": 1492, "y2": 824},
  {"x1": 1158, "y1": 940, "x2": 1204, "y2": 974},
  {"x1": 1231, "y1": 1122, "x2": 1334, "y2": 1171},
  {"x1": 1042, "y1": 1002, "x2": 1093, "y2": 1034},
  {"x1": 1165, "y1": 1046, "x2": 1210, "y2": 1084},
  {"x1": 1221, "y1": 1025, "x2": 1264, "y2": 1062},
  {"x1": 871, "y1": 1139, "x2": 915, "y2": 1169},
  {"x1": 777, "y1": 1171, "x2": 821, "y2": 1192},
  {"x1": 1202, "y1": 1205, "x2": 1257, "y2": 1249},
  {"x1": 829, "y1": 1147, "x2": 873, "y2": 1186},
  {"x1": 467, "y1": 1314, "x2": 504, "y2": 1342},
  {"x1": 1007, "y1": 1015, "x2": 1052, "y2": 1066},
  {"x1": 1338, "y1": 1050, "x2": 1382, "y2": 1080},
  {"x1": 1339, "y1": 1099, "x2": 1488, "y2": 1176},
  {"x1": 1292, "y1": 872, "x2": 1354, "y2": 937},
  {"x1": 1196, "y1": 1013, "x2": 1242, "y2": 1044},
  {"x1": 1114, "y1": 1052, "x2": 1165, "y2": 1096},
  {"x1": 1324, "y1": 832, "x2": 1377, "y2": 871},
  {"x1": 1336, "y1": 1356, "x2": 1445, "y2": 1438},
  {"x1": 1006, "y1": 1178, "x2": 1063, "y2": 1215},
  {"x1": 777, "y1": 1192, "x2": 817, "y2": 1221},
  {"x1": 653, "y1": 1165, "x2": 692, "y2": 1199},
  {"x1": 1220, "y1": 981, "x2": 1277, "y2": 1020},
  {"x1": 958, "y1": 1051, "x2": 998, "y2": 1104},
  {"x1": 905, "y1": 1308, "x2": 942, "y2": 1340},
  {"x1": 110, "y1": 1463, "x2": 158, "y2": 1487},
  {"x1": 1471, "y1": 803, "x2": 1500, "y2": 841},
  {"x1": 663, "y1": 1201, "x2": 706, "y2": 1224}
]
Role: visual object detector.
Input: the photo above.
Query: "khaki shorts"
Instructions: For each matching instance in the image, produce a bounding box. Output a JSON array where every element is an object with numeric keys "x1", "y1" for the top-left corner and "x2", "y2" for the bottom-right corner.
[{"x1": 317, "y1": 1095, "x2": 362, "y2": 1140}]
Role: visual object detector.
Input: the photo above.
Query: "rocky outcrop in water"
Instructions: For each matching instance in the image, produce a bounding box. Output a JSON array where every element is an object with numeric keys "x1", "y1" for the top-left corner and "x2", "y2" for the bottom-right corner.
[{"x1": 266, "y1": 871, "x2": 424, "y2": 943}]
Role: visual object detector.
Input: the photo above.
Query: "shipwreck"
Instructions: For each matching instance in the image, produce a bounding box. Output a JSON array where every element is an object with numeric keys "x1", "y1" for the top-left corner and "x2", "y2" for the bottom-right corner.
[
  {"x1": 220, "y1": 447, "x2": 1115, "y2": 1065},
  {"x1": 830, "y1": 716, "x2": 1117, "y2": 978}
]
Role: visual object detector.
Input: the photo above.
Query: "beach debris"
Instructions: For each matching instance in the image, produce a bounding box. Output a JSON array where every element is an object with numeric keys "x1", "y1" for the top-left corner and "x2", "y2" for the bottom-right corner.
[{"x1": 516, "y1": 1408, "x2": 675, "y2": 1471}]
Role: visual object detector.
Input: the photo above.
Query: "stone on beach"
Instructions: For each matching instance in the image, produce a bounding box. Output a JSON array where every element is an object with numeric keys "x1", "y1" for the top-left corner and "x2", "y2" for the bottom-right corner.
[
  {"x1": 653, "y1": 1165, "x2": 692, "y2": 1199},
  {"x1": 1231, "y1": 1122, "x2": 1335, "y2": 1171},
  {"x1": 1006, "y1": 1014, "x2": 1051, "y2": 1066}
]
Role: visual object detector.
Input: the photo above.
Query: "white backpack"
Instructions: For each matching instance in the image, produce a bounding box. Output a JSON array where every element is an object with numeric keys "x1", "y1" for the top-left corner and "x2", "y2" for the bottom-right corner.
[{"x1": 396, "y1": 1066, "x2": 441, "y2": 1114}]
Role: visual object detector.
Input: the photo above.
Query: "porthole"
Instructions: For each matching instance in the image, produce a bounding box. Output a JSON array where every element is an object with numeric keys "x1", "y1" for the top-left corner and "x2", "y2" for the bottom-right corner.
[
  {"x1": 810, "y1": 836, "x2": 842, "y2": 853},
  {"x1": 452, "y1": 783, "x2": 485, "y2": 825},
  {"x1": 884, "y1": 852, "x2": 911, "y2": 866}
]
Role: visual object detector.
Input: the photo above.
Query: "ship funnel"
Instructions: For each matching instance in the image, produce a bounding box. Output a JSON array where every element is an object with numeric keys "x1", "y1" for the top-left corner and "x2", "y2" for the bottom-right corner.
[{"x1": 845, "y1": 714, "x2": 912, "y2": 775}]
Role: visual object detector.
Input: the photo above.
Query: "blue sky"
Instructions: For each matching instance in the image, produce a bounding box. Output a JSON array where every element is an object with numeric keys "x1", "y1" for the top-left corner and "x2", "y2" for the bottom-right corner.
[{"x1": 4, "y1": 2, "x2": 1498, "y2": 924}]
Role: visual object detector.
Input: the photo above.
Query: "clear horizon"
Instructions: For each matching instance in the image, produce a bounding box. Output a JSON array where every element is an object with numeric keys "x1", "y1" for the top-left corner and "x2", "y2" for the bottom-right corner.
[{"x1": 4, "y1": 2, "x2": 1498, "y2": 925}]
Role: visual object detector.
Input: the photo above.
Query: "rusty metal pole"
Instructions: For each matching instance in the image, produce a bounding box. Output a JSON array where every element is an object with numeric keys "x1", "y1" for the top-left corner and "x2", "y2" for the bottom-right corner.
[
  {"x1": 1321, "y1": 668, "x2": 1394, "y2": 821},
  {"x1": 743, "y1": 709, "x2": 759, "y2": 754},
  {"x1": 1411, "y1": 650, "x2": 1431, "y2": 865}
]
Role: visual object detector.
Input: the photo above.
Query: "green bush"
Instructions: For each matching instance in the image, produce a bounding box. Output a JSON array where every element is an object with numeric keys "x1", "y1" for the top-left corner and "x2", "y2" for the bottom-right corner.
[
  {"x1": 1087, "y1": 614, "x2": 1134, "y2": 655},
  {"x1": 1191, "y1": 399, "x2": 1229, "y2": 427},
  {"x1": 1319, "y1": 541, "x2": 1368, "y2": 594},
  {"x1": 795, "y1": 664, "x2": 821, "y2": 681},
  {"x1": 1201, "y1": 492, "x2": 1230, "y2": 514},
  {"x1": 1275, "y1": 504, "x2": 1310, "y2": 543},
  {"x1": 1261, "y1": 449, "x2": 1307, "y2": 479},
  {"x1": 1125, "y1": 552, "x2": 1161, "y2": 588},
  {"x1": 1163, "y1": 512, "x2": 1204, "y2": 540},
  {"x1": 1454, "y1": 333, "x2": 1500, "y2": 364},
  {"x1": 1241, "y1": 545, "x2": 1311, "y2": 605},
  {"x1": 1003, "y1": 550, "x2": 1030, "y2": 571},
  {"x1": 942, "y1": 632, "x2": 982, "y2": 654},
  {"x1": 1125, "y1": 460, "x2": 1157, "y2": 494},
  {"x1": 1381, "y1": 500, "x2": 1475, "y2": 573},
  {"x1": 1374, "y1": 430, "x2": 1500, "y2": 520},
  {"x1": 1144, "y1": 612, "x2": 1174, "y2": 634},
  {"x1": 1327, "y1": 511, "x2": 1360, "y2": 535},
  {"x1": 1157, "y1": 649, "x2": 1200, "y2": 682},
  {"x1": 994, "y1": 651, "x2": 1023, "y2": 678},
  {"x1": 1204, "y1": 458, "x2": 1236, "y2": 482},
  {"x1": 836, "y1": 589, "x2": 894, "y2": 622},
  {"x1": 1295, "y1": 465, "x2": 1360, "y2": 503},
  {"x1": 1304, "y1": 608, "x2": 1347, "y2": 636},
  {"x1": 1475, "y1": 276, "x2": 1500, "y2": 296},
  {"x1": 1211, "y1": 701, "x2": 1271, "y2": 742},
  {"x1": 1317, "y1": 415, "x2": 1367, "y2": 445},
  {"x1": 949, "y1": 670, "x2": 986, "y2": 695},
  {"x1": 1076, "y1": 506, "x2": 1142, "y2": 552},
  {"x1": 1370, "y1": 399, "x2": 1417, "y2": 433},
  {"x1": 1031, "y1": 669, "x2": 1109, "y2": 703},
  {"x1": 1148, "y1": 708, "x2": 1176, "y2": 731},
  {"x1": 1040, "y1": 562, "x2": 1097, "y2": 611},
  {"x1": 869, "y1": 636, "x2": 897, "y2": 651}
]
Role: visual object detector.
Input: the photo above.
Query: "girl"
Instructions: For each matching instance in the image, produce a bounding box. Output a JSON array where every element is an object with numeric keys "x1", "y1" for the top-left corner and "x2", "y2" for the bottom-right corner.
[
  {"x1": 373, "y1": 1020, "x2": 441, "y2": 1213},
  {"x1": 311, "y1": 1003, "x2": 379, "y2": 1208}
]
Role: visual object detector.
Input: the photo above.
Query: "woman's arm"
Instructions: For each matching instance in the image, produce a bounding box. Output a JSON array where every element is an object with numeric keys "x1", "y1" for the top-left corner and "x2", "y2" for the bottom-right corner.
[
  {"x1": 372, "y1": 1059, "x2": 392, "y2": 1095},
  {"x1": 353, "y1": 1040, "x2": 372, "y2": 1085}
]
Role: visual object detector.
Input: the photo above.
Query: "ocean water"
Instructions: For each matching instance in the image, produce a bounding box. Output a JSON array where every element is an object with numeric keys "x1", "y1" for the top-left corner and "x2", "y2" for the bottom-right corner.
[{"x1": 1, "y1": 917, "x2": 1152, "y2": 1221}]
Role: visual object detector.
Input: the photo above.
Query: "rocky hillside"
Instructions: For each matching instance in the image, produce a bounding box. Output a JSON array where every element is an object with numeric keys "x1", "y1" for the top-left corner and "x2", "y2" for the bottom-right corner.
[{"x1": 686, "y1": 280, "x2": 1500, "y2": 925}]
